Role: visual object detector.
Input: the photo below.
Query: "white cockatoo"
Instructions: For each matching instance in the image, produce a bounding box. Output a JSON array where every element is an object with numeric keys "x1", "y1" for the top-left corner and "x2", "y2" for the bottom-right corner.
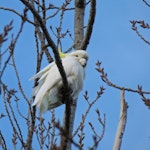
[{"x1": 30, "y1": 50, "x2": 88, "y2": 114}]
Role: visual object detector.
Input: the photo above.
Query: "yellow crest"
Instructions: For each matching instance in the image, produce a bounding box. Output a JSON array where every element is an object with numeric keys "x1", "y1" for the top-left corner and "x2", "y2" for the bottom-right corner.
[{"x1": 58, "y1": 48, "x2": 67, "y2": 58}]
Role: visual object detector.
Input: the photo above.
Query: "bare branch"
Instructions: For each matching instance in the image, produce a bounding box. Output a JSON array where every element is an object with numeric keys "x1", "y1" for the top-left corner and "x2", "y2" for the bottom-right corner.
[
  {"x1": 55, "y1": 122, "x2": 80, "y2": 149},
  {"x1": 96, "y1": 61, "x2": 150, "y2": 94},
  {"x1": 78, "y1": 115, "x2": 85, "y2": 150},
  {"x1": 130, "y1": 20, "x2": 150, "y2": 45},
  {"x1": 73, "y1": 87, "x2": 105, "y2": 138},
  {"x1": 142, "y1": 98, "x2": 150, "y2": 109},
  {"x1": 81, "y1": 0, "x2": 96, "y2": 50},
  {"x1": 19, "y1": 2, "x2": 73, "y2": 149},
  {"x1": 88, "y1": 110, "x2": 106, "y2": 150},
  {"x1": 113, "y1": 90, "x2": 128, "y2": 150},
  {"x1": 0, "y1": 130, "x2": 7, "y2": 150},
  {"x1": 60, "y1": 95, "x2": 74, "y2": 150},
  {"x1": 11, "y1": 21, "x2": 30, "y2": 105},
  {"x1": 0, "y1": 7, "x2": 35, "y2": 25},
  {"x1": 8, "y1": 99, "x2": 25, "y2": 147},
  {"x1": 0, "y1": 21, "x2": 13, "y2": 81},
  {"x1": 60, "y1": 0, "x2": 86, "y2": 149},
  {"x1": 143, "y1": 0, "x2": 150, "y2": 7},
  {"x1": 19, "y1": 0, "x2": 70, "y2": 95},
  {"x1": 2, "y1": 85, "x2": 25, "y2": 148},
  {"x1": 137, "y1": 85, "x2": 150, "y2": 109},
  {"x1": 46, "y1": 8, "x2": 61, "y2": 20},
  {"x1": 74, "y1": 0, "x2": 85, "y2": 49}
]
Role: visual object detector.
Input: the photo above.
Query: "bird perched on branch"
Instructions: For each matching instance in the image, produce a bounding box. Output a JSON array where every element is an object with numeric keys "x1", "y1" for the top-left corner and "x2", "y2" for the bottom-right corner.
[{"x1": 30, "y1": 50, "x2": 88, "y2": 114}]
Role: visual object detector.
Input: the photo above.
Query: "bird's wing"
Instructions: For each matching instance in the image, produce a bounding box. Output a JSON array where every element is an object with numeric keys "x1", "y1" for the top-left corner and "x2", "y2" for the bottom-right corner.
[
  {"x1": 29, "y1": 62, "x2": 55, "y2": 81},
  {"x1": 32, "y1": 58, "x2": 75, "y2": 106},
  {"x1": 32, "y1": 57, "x2": 85, "y2": 113},
  {"x1": 32, "y1": 64, "x2": 63, "y2": 107},
  {"x1": 30, "y1": 62, "x2": 55, "y2": 97},
  {"x1": 39, "y1": 86, "x2": 62, "y2": 114}
]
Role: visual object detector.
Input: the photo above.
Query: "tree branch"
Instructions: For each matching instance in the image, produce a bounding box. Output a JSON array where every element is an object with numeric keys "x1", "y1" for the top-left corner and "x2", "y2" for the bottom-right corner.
[
  {"x1": 20, "y1": 0, "x2": 69, "y2": 92},
  {"x1": 96, "y1": 61, "x2": 150, "y2": 94},
  {"x1": 0, "y1": 7, "x2": 35, "y2": 25},
  {"x1": 64, "y1": 1, "x2": 85, "y2": 150},
  {"x1": 143, "y1": 0, "x2": 150, "y2": 7},
  {"x1": 0, "y1": 130, "x2": 7, "y2": 150},
  {"x1": 81, "y1": 0, "x2": 96, "y2": 50},
  {"x1": 19, "y1": 1, "x2": 71, "y2": 149},
  {"x1": 60, "y1": 1, "x2": 86, "y2": 149},
  {"x1": 130, "y1": 20, "x2": 150, "y2": 45},
  {"x1": 74, "y1": 0, "x2": 85, "y2": 49},
  {"x1": 113, "y1": 89, "x2": 128, "y2": 150}
]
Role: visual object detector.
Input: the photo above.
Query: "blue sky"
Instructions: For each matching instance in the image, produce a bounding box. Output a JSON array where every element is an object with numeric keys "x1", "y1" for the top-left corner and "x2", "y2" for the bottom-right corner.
[{"x1": 1, "y1": 0, "x2": 150, "y2": 149}]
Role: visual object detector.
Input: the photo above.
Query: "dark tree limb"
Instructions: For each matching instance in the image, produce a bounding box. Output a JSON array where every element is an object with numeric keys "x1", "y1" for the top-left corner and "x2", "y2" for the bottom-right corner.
[
  {"x1": 19, "y1": 0, "x2": 69, "y2": 92},
  {"x1": 143, "y1": 0, "x2": 150, "y2": 7},
  {"x1": 81, "y1": 0, "x2": 96, "y2": 50},
  {"x1": 19, "y1": 0, "x2": 71, "y2": 149}
]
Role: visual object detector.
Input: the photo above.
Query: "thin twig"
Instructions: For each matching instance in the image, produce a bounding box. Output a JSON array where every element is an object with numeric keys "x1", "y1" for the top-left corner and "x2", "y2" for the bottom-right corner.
[
  {"x1": 10, "y1": 20, "x2": 32, "y2": 116},
  {"x1": 0, "y1": 130, "x2": 7, "y2": 150},
  {"x1": 96, "y1": 61, "x2": 150, "y2": 94},
  {"x1": 8, "y1": 99, "x2": 25, "y2": 146},
  {"x1": 0, "y1": 7, "x2": 35, "y2": 25},
  {"x1": 73, "y1": 87, "x2": 105, "y2": 137},
  {"x1": 89, "y1": 112, "x2": 106, "y2": 150},
  {"x1": 0, "y1": 21, "x2": 13, "y2": 79},
  {"x1": 46, "y1": 7, "x2": 61, "y2": 20},
  {"x1": 137, "y1": 85, "x2": 150, "y2": 109},
  {"x1": 130, "y1": 20, "x2": 150, "y2": 45},
  {"x1": 16, "y1": 99, "x2": 28, "y2": 120},
  {"x1": 3, "y1": 87, "x2": 25, "y2": 147},
  {"x1": 50, "y1": 109, "x2": 56, "y2": 147}
]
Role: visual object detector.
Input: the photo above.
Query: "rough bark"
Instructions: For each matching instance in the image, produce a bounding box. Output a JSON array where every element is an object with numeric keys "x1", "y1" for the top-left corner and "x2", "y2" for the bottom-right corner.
[{"x1": 74, "y1": 0, "x2": 85, "y2": 49}]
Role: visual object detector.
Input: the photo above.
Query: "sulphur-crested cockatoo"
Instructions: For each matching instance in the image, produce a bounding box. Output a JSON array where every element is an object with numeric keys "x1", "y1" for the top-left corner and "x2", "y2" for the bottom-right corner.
[{"x1": 30, "y1": 50, "x2": 88, "y2": 114}]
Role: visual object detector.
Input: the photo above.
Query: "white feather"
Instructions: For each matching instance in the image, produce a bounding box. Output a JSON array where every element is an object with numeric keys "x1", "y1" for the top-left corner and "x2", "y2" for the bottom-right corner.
[{"x1": 30, "y1": 62, "x2": 55, "y2": 81}]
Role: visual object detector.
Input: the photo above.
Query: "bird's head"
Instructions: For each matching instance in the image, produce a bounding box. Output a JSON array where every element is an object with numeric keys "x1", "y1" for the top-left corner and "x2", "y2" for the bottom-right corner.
[{"x1": 69, "y1": 50, "x2": 88, "y2": 67}]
